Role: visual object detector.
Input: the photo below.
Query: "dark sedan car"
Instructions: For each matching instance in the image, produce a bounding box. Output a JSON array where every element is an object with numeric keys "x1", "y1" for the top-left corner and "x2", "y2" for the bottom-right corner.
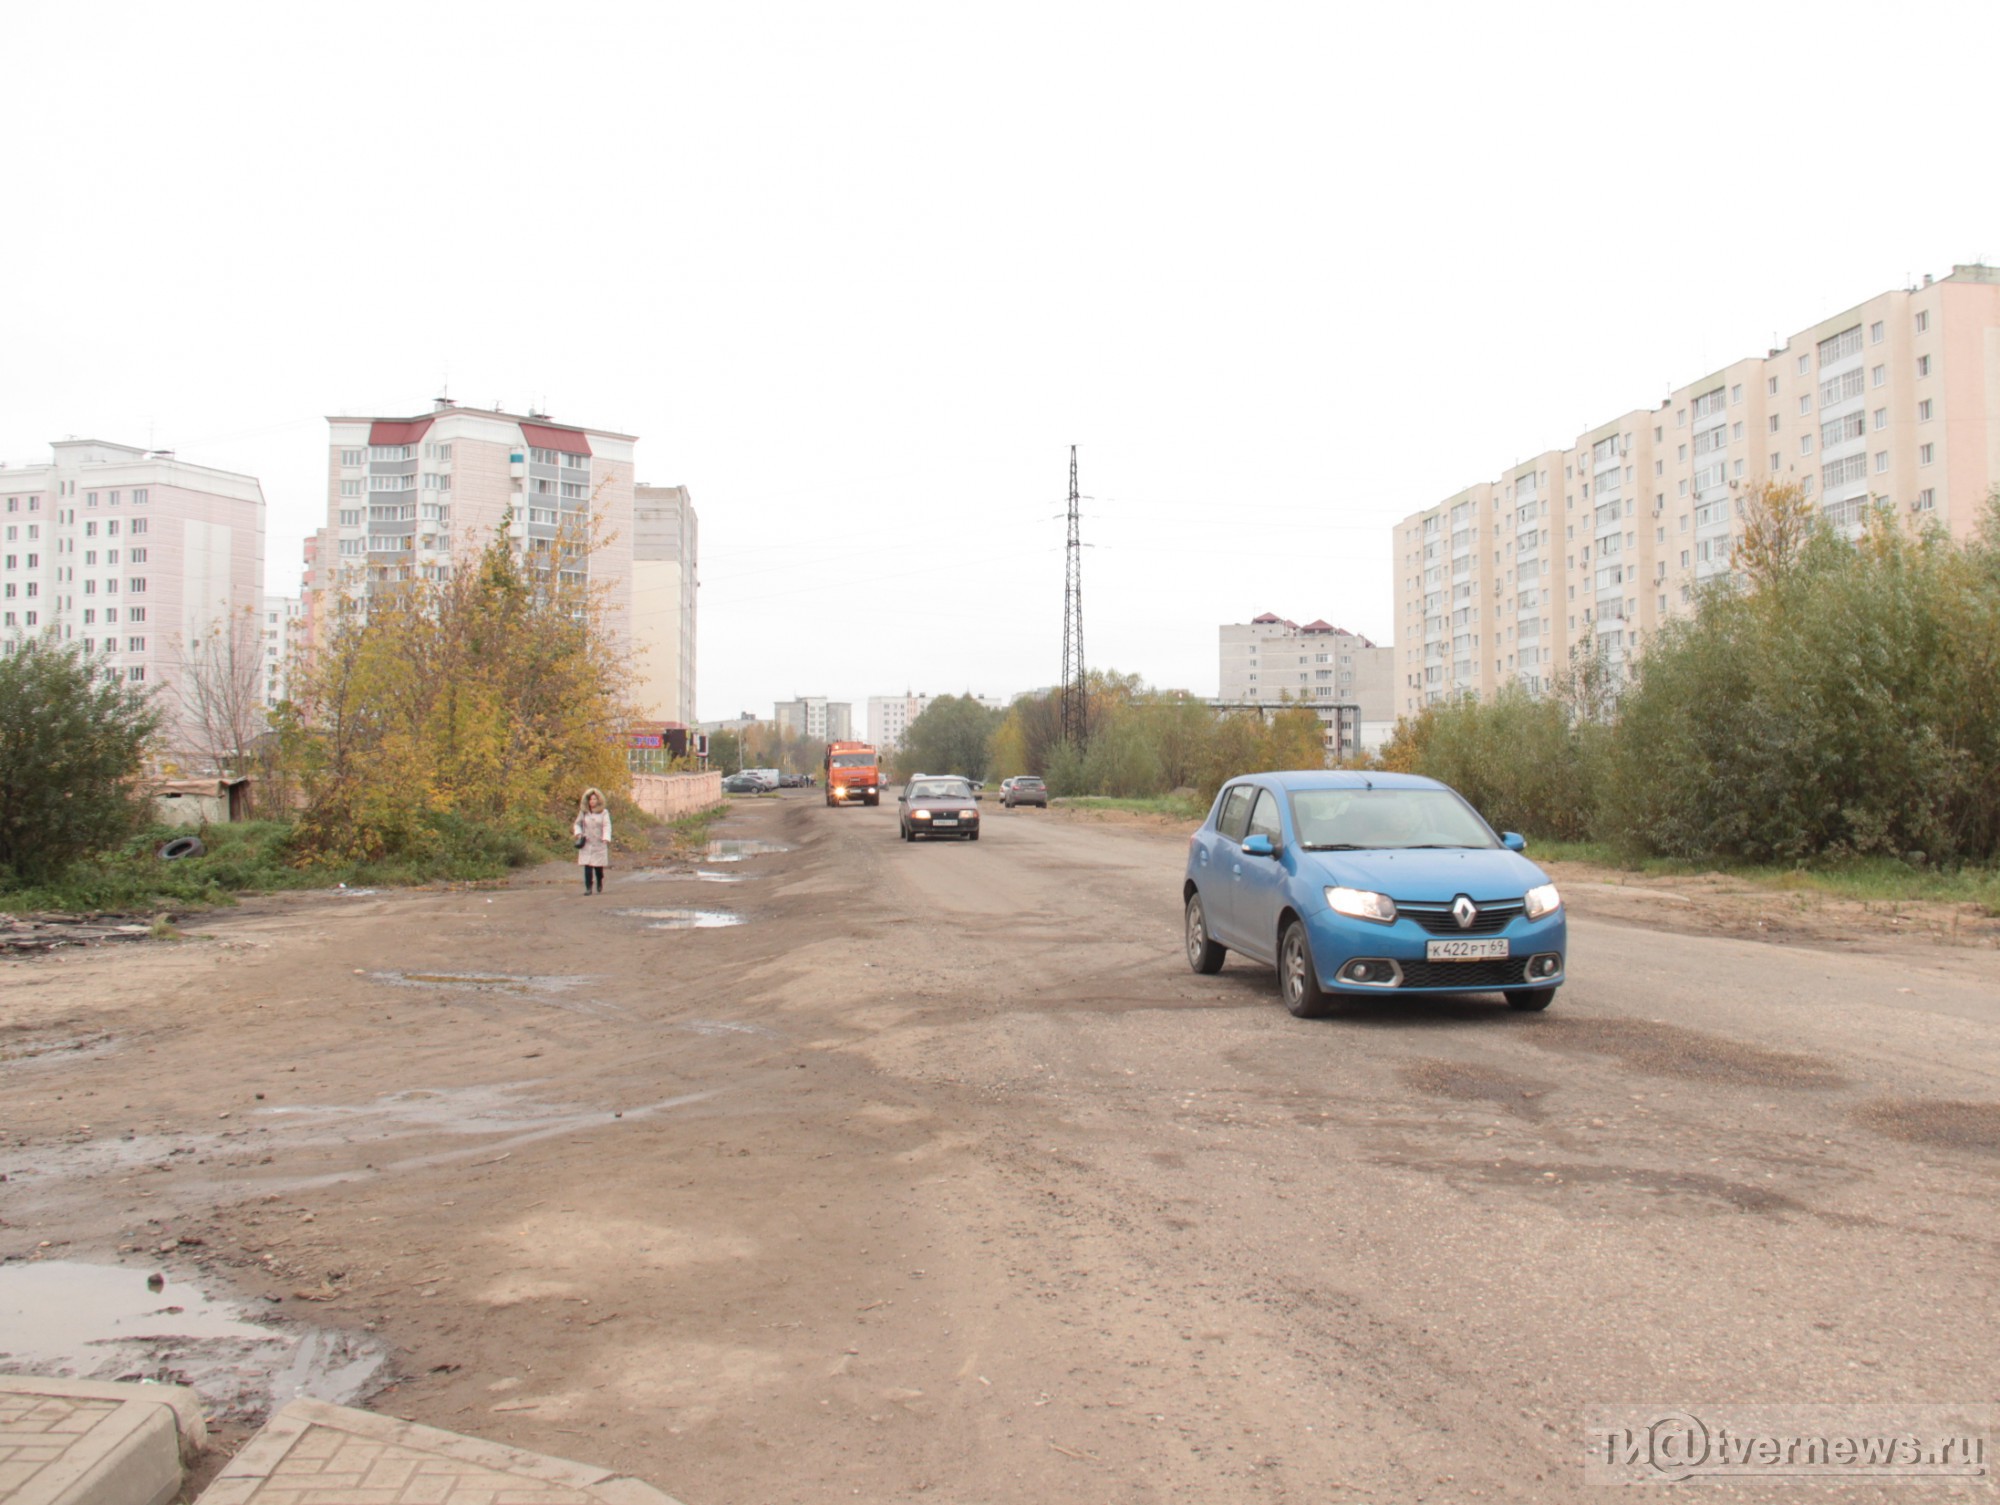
[{"x1": 898, "y1": 776, "x2": 981, "y2": 842}]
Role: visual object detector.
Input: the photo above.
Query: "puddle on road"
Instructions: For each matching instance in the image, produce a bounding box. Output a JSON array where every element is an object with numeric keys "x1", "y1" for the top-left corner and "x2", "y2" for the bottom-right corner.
[
  {"x1": 617, "y1": 908, "x2": 745, "y2": 930},
  {"x1": 0, "y1": 1261, "x2": 385, "y2": 1422},
  {"x1": 704, "y1": 839, "x2": 793, "y2": 863},
  {"x1": 682, "y1": 1019, "x2": 784, "y2": 1039},
  {"x1": 628, "y1": 868, "x2": 752, "y2": 884},
  {"x1": 369, "y1": 971, "x2": 591, "y2": 994}
]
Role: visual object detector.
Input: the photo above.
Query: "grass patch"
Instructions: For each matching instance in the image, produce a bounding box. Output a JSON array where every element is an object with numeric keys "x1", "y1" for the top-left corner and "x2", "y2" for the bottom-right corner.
[
  {"x1": 1528, "y1": 838, "x2": 2000, "y2": 914},
  {"x1": 1054, "y1": 793, "x2": 1207, "y2": 822},
  {"x1": 0, "y1": 815, "x2": 566, "y2": 916}
]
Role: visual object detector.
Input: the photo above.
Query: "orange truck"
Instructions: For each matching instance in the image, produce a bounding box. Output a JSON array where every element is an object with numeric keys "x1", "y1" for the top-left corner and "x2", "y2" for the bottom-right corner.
[{"x1": 824, "y1": 741, "x2": 883, "y2": 807}]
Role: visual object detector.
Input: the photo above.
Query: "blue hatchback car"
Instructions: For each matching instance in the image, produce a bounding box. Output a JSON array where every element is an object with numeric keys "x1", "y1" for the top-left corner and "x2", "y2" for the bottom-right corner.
[{"x1": 1183, "y1": 771, "x2": 1566, "y2": 1017}]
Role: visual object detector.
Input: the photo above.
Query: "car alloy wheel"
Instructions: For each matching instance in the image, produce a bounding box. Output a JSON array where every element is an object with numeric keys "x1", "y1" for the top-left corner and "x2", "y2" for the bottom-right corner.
[
  {"x1": 1185, "y1": 893, "x2": 1224, "y2": 974},
  {"x1": 1279, "y1": 921, "x2": 1333, "y2": 1018}
]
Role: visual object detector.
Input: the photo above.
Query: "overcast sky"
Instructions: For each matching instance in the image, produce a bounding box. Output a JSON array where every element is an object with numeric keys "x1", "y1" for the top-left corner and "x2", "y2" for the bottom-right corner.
[{"x1": 7, "y1": 2, "x2": 1997, "y2": 723}]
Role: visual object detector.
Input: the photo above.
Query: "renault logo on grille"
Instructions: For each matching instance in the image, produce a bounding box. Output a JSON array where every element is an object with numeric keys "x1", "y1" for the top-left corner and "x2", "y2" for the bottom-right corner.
[{"x1": 1452, "y1": 895, "x2": 1478, "y2": 929}]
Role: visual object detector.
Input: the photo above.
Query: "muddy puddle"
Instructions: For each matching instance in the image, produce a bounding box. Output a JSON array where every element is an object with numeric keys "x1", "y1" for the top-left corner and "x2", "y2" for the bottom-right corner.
[
  {"x1": 0, "y1": 1261, "x2": 385, "y2": 1422},
  {"x1": 704, "y1": 839, "x2": 793, "y2": 862},
  {"x1": 616, "y1": 908, "x2": 745, "y2": 930}
]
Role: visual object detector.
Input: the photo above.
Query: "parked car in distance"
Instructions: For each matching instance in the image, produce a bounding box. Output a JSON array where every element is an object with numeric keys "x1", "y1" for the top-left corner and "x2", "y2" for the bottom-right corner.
[
  {"x1": 1002, "y1": 775, "x2": 1047, "y2": 809},
  {"x1": 1183, "y1": 771, "x2": 1565, "y2": 1018},
  {"x1": 721, "y1": 772, "x2": 767, "y2": 795},
  {"x1": 899, "y1": 776, "x2": 982, "y2": 842}
]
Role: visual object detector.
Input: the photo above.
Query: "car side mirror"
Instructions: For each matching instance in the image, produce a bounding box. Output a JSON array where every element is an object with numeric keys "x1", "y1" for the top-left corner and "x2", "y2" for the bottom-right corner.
[
  {"x1": 1501, "y1": 831, "x2": 1526, "y2": 852},
  {"x1": 1242, "y1": 834, "x2": 1276, "y2": 858}
]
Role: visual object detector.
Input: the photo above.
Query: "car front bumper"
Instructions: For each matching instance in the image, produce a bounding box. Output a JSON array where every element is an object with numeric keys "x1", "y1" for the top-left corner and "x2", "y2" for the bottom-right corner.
[{"x1": 1303, "y1": 908, "x2": 1567, "y2": 995}]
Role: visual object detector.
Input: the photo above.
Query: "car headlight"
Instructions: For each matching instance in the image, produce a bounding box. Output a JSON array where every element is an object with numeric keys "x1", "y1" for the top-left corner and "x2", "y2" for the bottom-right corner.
[
  {"x1": 1523, "y1": 882, "x2": 1561, "y2": 920},
  {"x1": 913, "y1": 809, "x2": 932, "y2": 819},
  {"x1": 1325, "y1": 886, "x2": 1397, "y2": 924},
  {"x1": 959, "y1": 808, "x2": 977, "y2": 819}
]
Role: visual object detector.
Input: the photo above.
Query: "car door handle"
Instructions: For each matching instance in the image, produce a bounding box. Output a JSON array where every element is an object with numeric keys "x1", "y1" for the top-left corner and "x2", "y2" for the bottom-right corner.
[{"x1": 1231, "y1": 863, "x2": 1242, "y2": 876}]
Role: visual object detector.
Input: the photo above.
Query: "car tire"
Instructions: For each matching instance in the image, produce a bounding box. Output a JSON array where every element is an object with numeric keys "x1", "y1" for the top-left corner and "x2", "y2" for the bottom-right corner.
[
  {"x1": 1279, "y1": 920, "x2": 1334, "y2": 1019},
  {"x1": 157, "y1": 836, "x2": 205, "y2": 861},
  {"x1": 1505, "y1": 988, "x2": 1556, "y2": 1012},
  {"x1": 968, "y1": 830, "x2": 980, "y2": 841},
  {"x1": 1184, "y1": 893, "x2": 1225, "y2": 975}
]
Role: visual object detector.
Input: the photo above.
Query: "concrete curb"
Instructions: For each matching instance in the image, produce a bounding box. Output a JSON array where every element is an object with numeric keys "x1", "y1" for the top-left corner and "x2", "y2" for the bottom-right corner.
[
  {"x1": 196, "y1": 1399, "x2": 685, "y2": 1505},
  {"x1": 0, "y1": 1376, "x2": 207, "y2": 1505}
]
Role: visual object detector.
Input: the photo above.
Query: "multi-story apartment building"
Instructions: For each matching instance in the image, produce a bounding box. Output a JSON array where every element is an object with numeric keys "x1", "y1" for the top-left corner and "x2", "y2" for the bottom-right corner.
[
  {"x1": 260, "y1": 594, "x2": 304, "y2": 707},
  {"x1": 310, "y1": 400, "x2": 637, "y2": 657},
  {"x1": 631, "y1": 483, "x2": 698, "y2": 725},
  {"x1": 774, "y1": 696, "x2": 853, "y2": 742},
  {"x1": 868, "y1": 692, "x2": 932, "y2": 754},
  {"x1": 1, "y1": 438, "x2": 265, "y2": 743},
  {"x1": 1218, "y1": 614, "x2": 1396, "y2": 753},
  {"x1": 1392, "y1": 264, "x2": 2000, "y2": 717}
]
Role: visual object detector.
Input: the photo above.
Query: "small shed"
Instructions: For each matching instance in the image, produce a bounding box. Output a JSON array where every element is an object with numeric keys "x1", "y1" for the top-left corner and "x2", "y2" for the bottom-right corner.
[{"x1": 151, "y1": 777, "x2": 252, "y2": 827}]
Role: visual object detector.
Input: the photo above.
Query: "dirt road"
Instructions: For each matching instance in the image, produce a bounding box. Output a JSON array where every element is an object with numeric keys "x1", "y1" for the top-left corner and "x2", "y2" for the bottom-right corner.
[{"x1": 5, "y1": 792, "x2": 1999, "y2": 1502}]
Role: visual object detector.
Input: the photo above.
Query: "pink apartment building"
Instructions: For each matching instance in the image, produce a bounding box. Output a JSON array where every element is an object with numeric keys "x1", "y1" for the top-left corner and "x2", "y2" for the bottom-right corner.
[
  {"x1": 1, "y1": 438, "x2": 265, "y2": 750},
  {"x1": 1392, "y1": 263, "x2": 2000, "y2": 716},
  {"x1": 307, "y1": 401, "x2": 639, "y2": 672}
]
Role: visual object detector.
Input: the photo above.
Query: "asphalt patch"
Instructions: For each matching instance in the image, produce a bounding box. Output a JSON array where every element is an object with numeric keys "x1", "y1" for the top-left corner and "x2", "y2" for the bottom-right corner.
[
  {"x1": 1853, "y1": 1098, "x2": 2000, "y2": 1156},
  {"x1": 1400, "y1": 1058, "x2": 1554, "y2": 1114},
  {"x1": 1521, "y1": 1016, "x2": 1847, "y2": 1089}
]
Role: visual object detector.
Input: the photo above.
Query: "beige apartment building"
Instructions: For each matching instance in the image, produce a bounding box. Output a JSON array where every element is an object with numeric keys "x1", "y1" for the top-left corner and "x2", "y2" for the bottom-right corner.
[
  {"x1": 1392, "y1": 264, "x2": 2000, "y2": 717},
  {"x1": 309, "y1": 400, "x2": 638, "y2": 660},
  {"x1": 631, "y1": 483, "x2": 699, "y2": 725},
  {"x1": 1218, "y1": 613, "x2": 1396, "y2": 753}
]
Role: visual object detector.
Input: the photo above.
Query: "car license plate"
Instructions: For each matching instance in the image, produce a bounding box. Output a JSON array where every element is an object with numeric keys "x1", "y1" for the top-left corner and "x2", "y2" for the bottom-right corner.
[
  {"x1": 933, "y1": 818, "x2": 958, "y2": 828},
  {"x1": 1425, "y1": 938, "x2": 1509, "y2": 961}
]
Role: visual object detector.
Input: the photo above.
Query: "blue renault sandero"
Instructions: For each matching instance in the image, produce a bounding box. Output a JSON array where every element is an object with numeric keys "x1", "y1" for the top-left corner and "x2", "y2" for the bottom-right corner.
[{"x1": 1183, "y1": 770, "x2": 1565, "y2": 1017}]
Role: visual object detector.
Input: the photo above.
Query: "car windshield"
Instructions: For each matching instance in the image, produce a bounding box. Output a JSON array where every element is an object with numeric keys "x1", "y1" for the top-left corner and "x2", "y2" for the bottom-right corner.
[
  {"x1": 911, "y1": 780, "x2": 971, "y2": 800},
  {"x1": 831, "y1": 754, "x2": 873, "y2": 767},
  {"x1": 1288, "y1": 788, "x2": 1498, "y2": 850},
  {"x1": 1016, "y1": 777, "x2": 1044, "y2": 787}
]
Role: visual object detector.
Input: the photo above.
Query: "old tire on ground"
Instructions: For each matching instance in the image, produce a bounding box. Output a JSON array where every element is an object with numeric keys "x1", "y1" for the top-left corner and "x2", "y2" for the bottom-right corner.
[
  {"x1": 1279, "y1": 920, "x2": 1333, "y2": 1019},
  {"x1": 1506, "y1": 988, "x2": 1556, "y2": 1012},
  {"x1": 1185, "y1": 892, "x2": 1225, "y2": 974},
  {"x1": 157, "y1": 836, "x2": 205, "y2": 861}
]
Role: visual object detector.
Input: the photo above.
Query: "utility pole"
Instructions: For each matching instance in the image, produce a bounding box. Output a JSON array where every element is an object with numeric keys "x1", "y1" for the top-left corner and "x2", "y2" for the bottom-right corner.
[{"x1": 1060, "y1": 444, "x2": 1087, "y2": 749}]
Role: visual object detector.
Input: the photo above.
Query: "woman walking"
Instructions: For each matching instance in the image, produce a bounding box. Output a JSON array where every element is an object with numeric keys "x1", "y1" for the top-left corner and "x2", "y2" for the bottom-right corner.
[{"x1": 573, "y1": 788, "x2": 612, "y2": 895}]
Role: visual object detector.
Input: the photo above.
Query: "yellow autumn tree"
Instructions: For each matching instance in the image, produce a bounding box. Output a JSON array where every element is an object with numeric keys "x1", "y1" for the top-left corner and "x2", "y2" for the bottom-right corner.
[{"x1": 280, "y1": 512, "x2": 635, "y2": 866}]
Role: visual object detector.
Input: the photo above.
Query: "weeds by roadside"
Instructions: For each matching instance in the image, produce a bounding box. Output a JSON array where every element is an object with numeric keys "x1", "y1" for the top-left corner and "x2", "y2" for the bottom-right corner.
[
  {"x1": 1532, "y1": 839, "x2": 2000, "y2": 916},
  {"x1": 1054, "y1": 793, "x2": 1207, "y2": 822}
]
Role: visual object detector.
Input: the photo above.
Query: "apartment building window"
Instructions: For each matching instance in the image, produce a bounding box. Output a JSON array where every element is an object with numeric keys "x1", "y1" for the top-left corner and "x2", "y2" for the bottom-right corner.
[
  {"x1": 128, "y1": 636, "x2": 145, "y2": 653},
  {"x1": 340, "y1": 448, "x2": 365, "y2": 467},
  {"x1": 1915, "y1": 310, "x2": 1929, "y2": 333},
  {"x1": 1918, "y1": 398, "x2": 1933, "y2": 421},
  {"x1": 1768, "y1": 376, "x2": 1780, "y2": 395},
  {"x1": 1731, "y1": 384, "x2": 1743, "y2": 404},
  {"x1": 1872, "y1": 364, "x2": 1886, "y2": 387},
  {"x1": 1734, "y1": 459, "x2": 1745, "y2": 478},
  {"x1": 421, "y1": 473, "x2": 453, "y2": 491},
  {"x1": 1654, "y1": 460, "x2": 1663, "y2": 476},
  {"x1": 1917, "y1": 355, "x2": 1932, "y2": 378},
  {"x1": 1800, "y1": 435, "x2": 1814, "y2": 455},
  {"x1": 127, "y1": 607, "x2": 143, "y2": 622},
  {"x1": 86, "y1": 492, "x2": 98, "y2": 507},
  {"x1": 127, "y1": 548, "x2": 145, "y2": 563},
  {"x1": 1768, "y1": 414, "x2": 1781, "y2": 433},
  {"x1": 1917, "y1": 488, "x2": 1935, "y2": 511},
  {"x1": 127, "y1": 667, "x2": 144, "y2": 682},
  {"x1": 1818, "y1": 326, "x2": 1863, "y2": 366},
  {"x1": 1798, "y1": 395, "x2": 1811, "y2": 415},
  {"x1": 1732, "y1": 422, "x2": 1743, "y2": 441},
  {"x1": 1821, "y1": 412, "x2": 1865, "y2": 448},
  {"x1": 131, "y1": 489, "x2": 146, "y2": 505},
  {"x1": 1870, "y1": 321, "x2": 1884, "y2": 343},
  {"x1": 1798, "y1": 354, "x2": 1810, "y2": 374},
  {"x1": 1654, "y1": 426, "x2": 1663, "y2": 442},
  {"x1": 1802, "y1": 476, "x2": 1814, "y2": 495},
  {"x1": 1823, "y1": 455, "x2": 1868, "y2": 490},
  {"x1": 1677, "y1": 444, "x2": 1687, "y2": 462},
  {"x1": 1821, "y1": 368, "x2": 1864, "y2": 406},
  {"x1": 1692, "y1": 387, "x2": 1727, "y2": 420},
  {"x1": 1875, "y1": 451, "x2": 1890, "y2": 474},
  {"x1": 1873, "y1": 408, "x2": 1887, "y2": 430},
  {"x1": 339, "y1": 480, "x2": 362, "y2": 498},
  {"x1": 339, "y1": 509, "x2": 361, "y2": 527},
  {"x1": 1678, "y1": 479, "x2": 1688, "y2": 496},
  {"x1": 370, "y1": 444, "x2": 413, "y2": 461},
  {"x1": 1920, "y1": 443, "x2": 1935, "y2": 465}
]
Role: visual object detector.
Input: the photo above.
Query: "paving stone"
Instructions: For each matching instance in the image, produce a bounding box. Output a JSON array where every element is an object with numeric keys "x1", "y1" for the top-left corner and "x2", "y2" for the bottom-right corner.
[
  {"x1": 0, "y1": 1377, "x2": 205, "y2": 1505},
  {"x1": 196, "y1": 1401, "x2": 684, "y2": 1505}
]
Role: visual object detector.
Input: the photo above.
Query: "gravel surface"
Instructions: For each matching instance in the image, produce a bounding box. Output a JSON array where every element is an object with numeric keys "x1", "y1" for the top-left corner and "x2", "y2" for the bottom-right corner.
[{"x1": 3, "y1": 792, "x2": 1997, "y2": 1502}]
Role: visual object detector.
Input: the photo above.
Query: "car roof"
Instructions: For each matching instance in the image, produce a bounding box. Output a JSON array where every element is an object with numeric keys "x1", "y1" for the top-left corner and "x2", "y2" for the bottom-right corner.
[{"x1": 1223, "y1": 770, "x2": 1448, "y2": 793}]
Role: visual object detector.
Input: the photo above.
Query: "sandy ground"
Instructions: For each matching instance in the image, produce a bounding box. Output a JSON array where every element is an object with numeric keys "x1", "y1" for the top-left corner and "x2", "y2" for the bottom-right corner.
[{"x1": 4, "y1": 793, "x2": 1999, "y2": 1503}]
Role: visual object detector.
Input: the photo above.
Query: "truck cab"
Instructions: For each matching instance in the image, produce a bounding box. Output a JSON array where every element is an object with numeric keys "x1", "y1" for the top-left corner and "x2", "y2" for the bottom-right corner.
[{"x1": 824, "y1": 741, "x2": 883, "y2": 807}]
